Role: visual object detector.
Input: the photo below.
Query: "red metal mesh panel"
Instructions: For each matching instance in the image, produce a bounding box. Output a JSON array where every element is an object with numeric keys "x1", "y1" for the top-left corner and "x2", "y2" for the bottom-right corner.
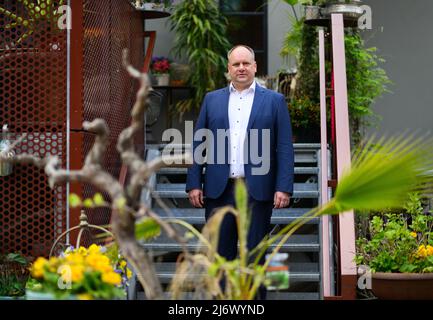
[
  {"x1": 0, "y1": 1, "x2": 67, "y2": 257},
  {"x1": 0, "y1": 0, "x2": 144, "y2": 254},
  {"x1": 80, "y1": 0, "x2": 144, "y2": 243}
]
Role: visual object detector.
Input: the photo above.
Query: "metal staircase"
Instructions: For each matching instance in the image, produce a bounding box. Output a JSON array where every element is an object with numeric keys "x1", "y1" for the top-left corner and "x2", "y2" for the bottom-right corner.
[{"x1": 130, "y1": 143, "x2": 328, "y2": 300}]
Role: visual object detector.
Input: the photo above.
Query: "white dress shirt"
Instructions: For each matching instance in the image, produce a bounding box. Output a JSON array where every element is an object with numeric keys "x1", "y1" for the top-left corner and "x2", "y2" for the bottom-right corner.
[{"x1": 228, "y1": 81, "x2": 256, "y2": 178}]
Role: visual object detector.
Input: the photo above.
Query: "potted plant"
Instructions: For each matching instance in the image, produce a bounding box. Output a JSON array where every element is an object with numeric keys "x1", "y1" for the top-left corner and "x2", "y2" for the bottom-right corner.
[
  {"x1": 150, "y1": 56, "x2": 171, "y2": 86},
  {"x1": 0, "y1": 252, "x2": 29, "y2": 299},
  {"x1": 26, "y1": 244, "x2": 131, "y2": 300},
  {"x1": 169, "y1": 0, "x2": 231, "y2": 116},
  {"x1": 132, "y1": 0, "x2": 174, "y2": 11},
  {"x1": 280, "y1": 0, "x2": 391, "y2": 145},
  {"x1": 356, "y1": 192, "x2": 433, "y2": 299}
]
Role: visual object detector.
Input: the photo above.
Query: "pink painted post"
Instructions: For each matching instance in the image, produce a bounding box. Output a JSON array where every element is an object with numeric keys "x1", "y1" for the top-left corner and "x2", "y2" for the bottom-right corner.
[
  {"x1": 331, "y1": 14, "x2": 357, "y2": 299},
  {"x1": 318, "y1": 28, "x2": 332, "y2": 297}
]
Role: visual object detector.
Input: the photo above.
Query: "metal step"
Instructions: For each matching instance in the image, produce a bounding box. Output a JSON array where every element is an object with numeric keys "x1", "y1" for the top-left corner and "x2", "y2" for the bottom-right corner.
[
  {"x1": 139, "y1": 234, "x2": 319, "y2": 252},
  {"x1": 152, "y1": 208, "x2": 319, "y2": 225},
  {"x1": 147, "y1": 143, "x2": 322, "y2": 150},
  {"x1": 154, "y1": 262, "x2": 320, "y2": 284},
  {"x1": 266, "y1": 292, "x2": 320, "y2": 300},
  {"x1": 137, "y1": 291, "x2": 320, "y2": 300},
  {"x1": 146, "y1": 144, "x2": 320, "y2": 164},
  {"x1": 152, "y1": 183, "x2": 319, "y2": 199},
  {"x1": 157, "y1": 167, "x2": 319, "y2": 175},
  {"x1": 137, "y1": 143, "x2": 324, "y2": 301}
]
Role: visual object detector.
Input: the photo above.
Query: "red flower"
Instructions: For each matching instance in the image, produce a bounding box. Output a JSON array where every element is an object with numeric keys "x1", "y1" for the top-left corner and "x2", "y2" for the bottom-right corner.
[{"x1": 151, "y1": 56, "x2": 170, "y2": 74}]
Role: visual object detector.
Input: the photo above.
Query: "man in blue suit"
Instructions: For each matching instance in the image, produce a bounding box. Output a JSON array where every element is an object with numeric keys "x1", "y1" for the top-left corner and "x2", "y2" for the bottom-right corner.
[{"x1": 186, "y1": 45, "x2": 294, "y2": 297}]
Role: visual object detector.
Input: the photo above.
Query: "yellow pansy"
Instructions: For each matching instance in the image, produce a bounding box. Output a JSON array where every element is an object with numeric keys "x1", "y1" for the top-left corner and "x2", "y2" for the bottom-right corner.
[
  {"x1": 77, "y1": 246, "x2": 88, "y2": 256},
  {"x1": 86, "y1": 254, "x2": 113, "y2": 274},
  {"x1": 70, "y1": 265, "x2": 85, "y2": 282},
  {"x1": 88, "y1": 244, "x2": 101, "y2": 255},
  {"x1": 102, "y1": 272, "x2": 122, "y2": 285},
  {"x1": 410, "y1": 232, "x2": 417, "y2": 238},
  {"x1": 31, "y1": 257, "x2": 48, "y2": 278},
  {"x1": 126, "y1": 268, "x2": 132, "y2": 279},
  {"x1": 417, "y1": 245, "x2": 428, "y2": 258},
  {"x1": 65, "y1": 252, "x2": 84, "y2": 265},
  {"x1": 120, "y1": 260, "x2": 127, "y2": 268},
  {"x1": 77, "y1": 293, "x2": 93, "y2": 300},
  {"x1": 47, "y1": 257, "x2": 60, "y2": 272},
  {"x1": 427, "y1": 245, "x2": 433, "y2": 256}
]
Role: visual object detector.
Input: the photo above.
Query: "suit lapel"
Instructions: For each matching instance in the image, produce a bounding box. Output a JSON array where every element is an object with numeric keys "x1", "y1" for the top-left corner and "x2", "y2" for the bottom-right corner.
[
  {"x1": 247, "y1": 83, "x2": 265, "y2": 131},
  {"x1": 222, "y1": 86, "x2": 230, "y2": 129}
]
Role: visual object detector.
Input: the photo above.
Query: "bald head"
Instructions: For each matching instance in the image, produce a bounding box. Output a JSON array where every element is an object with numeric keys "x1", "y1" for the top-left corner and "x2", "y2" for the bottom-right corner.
[
  {"x1": 227, "y1": 45, "x2": 255, "y2": 61},
  {"x1": 227, "y1": 45, "x2": 257, "y2": 91}
]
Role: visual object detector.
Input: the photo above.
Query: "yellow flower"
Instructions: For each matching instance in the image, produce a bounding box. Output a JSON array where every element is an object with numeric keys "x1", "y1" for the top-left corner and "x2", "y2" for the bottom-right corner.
[
  {"x1": 120, "y1": 260, "x2": 127, "y2": 268},
  {"x1": 77, "y1": 246, "x2": 88, "y2": 256},
  {"x1": 88, "y1": 244, "x2": 101, "y2": 255},
  {"x1": 410, "y1": 232, "x2": 417, "y2": 238},
  {"x1": 70, "y1": 265, "x2": 85, "y2": 283},
  {"x1": 86, "y1": 254, "x2": 112, "y2": 273},
  {"x1": 102, "y1": 272, "x2": 122, "y2": 285},
  {"x1": 417, "y1": 245, "x2": 428, "y2": 258},
  {"x1": 126, "y1": 268, "x2": 132, "y2": 279},
  {"x1": 427, "y1": 245, "x2": 433, "y2": 256},
  {"x1": 31, "y1": 257, "x2": 48, "y2": 278},
  {"x1": 47, "y1": 257, "x2": 59, "y2": 272},
  {"x1": 65, "y1": 252, "x2": 84, "y2": 265},
  {"x1": 77, "y1": 293, "x2": 93, "y2": 300}
]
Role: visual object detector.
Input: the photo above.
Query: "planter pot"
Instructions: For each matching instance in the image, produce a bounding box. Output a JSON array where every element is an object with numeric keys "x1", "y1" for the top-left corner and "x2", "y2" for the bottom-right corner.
[
  {"x1": 304, "y1": 2, "x2": 364, "y2": 27},
  {"x1": 372, "y1": 272, "x2": 433, "y2": 300},
  {"x1": 143, "y1": 3, "x2": 164, "y2": 10},
  {"x1": 132, "y1": 2, "x2": 168, "y2": 11},
  {"x1": 154, "y1": 73, "x2": 170, "y2": 86},
  {"x1": 321, "y1": 3, "x2": 364, "y2": 20},
  {"x1": 0, "y1": 295, "x2": 25, "y2": 300},
  {"x1": 25, "y1": 290, "x2": 76, "y2": 300}
]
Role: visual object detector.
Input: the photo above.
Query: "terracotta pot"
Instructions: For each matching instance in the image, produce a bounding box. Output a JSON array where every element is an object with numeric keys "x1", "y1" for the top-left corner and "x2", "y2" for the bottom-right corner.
[{"x1": 372, "y1": 272, "x2": 433, "y2": 300}]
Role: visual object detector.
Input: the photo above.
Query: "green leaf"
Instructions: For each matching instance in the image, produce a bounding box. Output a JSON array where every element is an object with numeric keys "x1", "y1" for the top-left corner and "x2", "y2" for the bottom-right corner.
[
  {"x1": 235, "y1": 180, "x2": 248, "y2": 219},
  {"x1": 324, "y1": 135, "x2": 433, "y2": 215},
  {"x1": 6, "y1": 253, "x2": 27, "y2": 265},
  {"x1": 208, "y1": 263, "x2": 219, "y2": 277},
  {"x1": 93, "y1": 193, "x2": 105, "y2": 206},
  {"x1": 135, "y1": 217, "x2": 161, "y2": 240},
  {"x1": 114, "y1": 197, "x2": 127, "y2": 210},
  {"x1": 284, "y1": 0, "x2": 300, "y2": 5},
  {"x1": 83, "y1": 198, "x2": 94, "y2": 208},
  {"x1": 69, "y1": 193, "x2": 82, "y2": 208}
]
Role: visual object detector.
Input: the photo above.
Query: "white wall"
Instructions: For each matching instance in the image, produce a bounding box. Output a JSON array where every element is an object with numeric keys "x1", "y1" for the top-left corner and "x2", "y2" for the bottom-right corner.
[
  {"x1": 267, "y1": 0, "x2": 299, "y2": 76},
  {"x1": 361, "y1": 0, "x2": 433, "y2": 137}
]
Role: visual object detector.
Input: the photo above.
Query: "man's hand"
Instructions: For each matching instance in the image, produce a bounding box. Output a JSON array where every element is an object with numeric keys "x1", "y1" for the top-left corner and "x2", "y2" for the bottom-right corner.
[
  {"x1": 188, "y1": 189, "x2": 204, "y2": 208},
  {"x1": 274, "y1": 191, "x2": 290, "y2": 209}
]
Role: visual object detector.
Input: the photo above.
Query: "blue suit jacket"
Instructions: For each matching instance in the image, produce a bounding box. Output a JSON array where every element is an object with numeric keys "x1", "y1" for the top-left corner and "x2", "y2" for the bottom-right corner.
[{"x1": 186, "y1": 83, "x2": 294, "y2": 201}]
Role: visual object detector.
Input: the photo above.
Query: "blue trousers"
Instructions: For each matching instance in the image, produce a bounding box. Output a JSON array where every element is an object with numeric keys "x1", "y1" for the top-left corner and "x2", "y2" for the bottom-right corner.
[{"x1": 204, "y1": 178, "x2": 273, "y2": 299}]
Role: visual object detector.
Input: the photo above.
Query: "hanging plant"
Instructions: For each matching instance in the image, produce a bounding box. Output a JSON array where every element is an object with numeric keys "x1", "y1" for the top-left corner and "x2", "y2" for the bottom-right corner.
[{"x1": 280, "y1": 0, "x2": 391, "y2": 143}]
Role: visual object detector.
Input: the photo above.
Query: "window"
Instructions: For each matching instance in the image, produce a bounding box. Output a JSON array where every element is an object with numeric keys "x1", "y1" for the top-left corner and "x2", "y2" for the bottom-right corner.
[{"x1": 220, "y1": 0, "x2": 268, "y2": 75}]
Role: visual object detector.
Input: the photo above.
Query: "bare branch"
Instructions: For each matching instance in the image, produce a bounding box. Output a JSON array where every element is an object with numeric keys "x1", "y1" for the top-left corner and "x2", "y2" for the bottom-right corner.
[
  {"x1": 83, "y1": 119, "x2": 110, "y2": 166},
  {"x1": 128, "y1": 152, "x2": 192, "y2": 203},
  {"x1": 137, "y1": 205, "x2": 188, "y2": 249}
]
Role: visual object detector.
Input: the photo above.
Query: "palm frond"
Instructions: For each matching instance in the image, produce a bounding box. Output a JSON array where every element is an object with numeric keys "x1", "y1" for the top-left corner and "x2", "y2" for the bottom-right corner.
[{"x1": 323, "y1": 135, "x2": 433, "y2": 215}]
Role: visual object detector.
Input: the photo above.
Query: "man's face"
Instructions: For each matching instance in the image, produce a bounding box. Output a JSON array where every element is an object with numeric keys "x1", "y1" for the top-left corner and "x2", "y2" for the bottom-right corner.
[{"x1": 227, "y1": 47, "x2": 257, "y2": 89}]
